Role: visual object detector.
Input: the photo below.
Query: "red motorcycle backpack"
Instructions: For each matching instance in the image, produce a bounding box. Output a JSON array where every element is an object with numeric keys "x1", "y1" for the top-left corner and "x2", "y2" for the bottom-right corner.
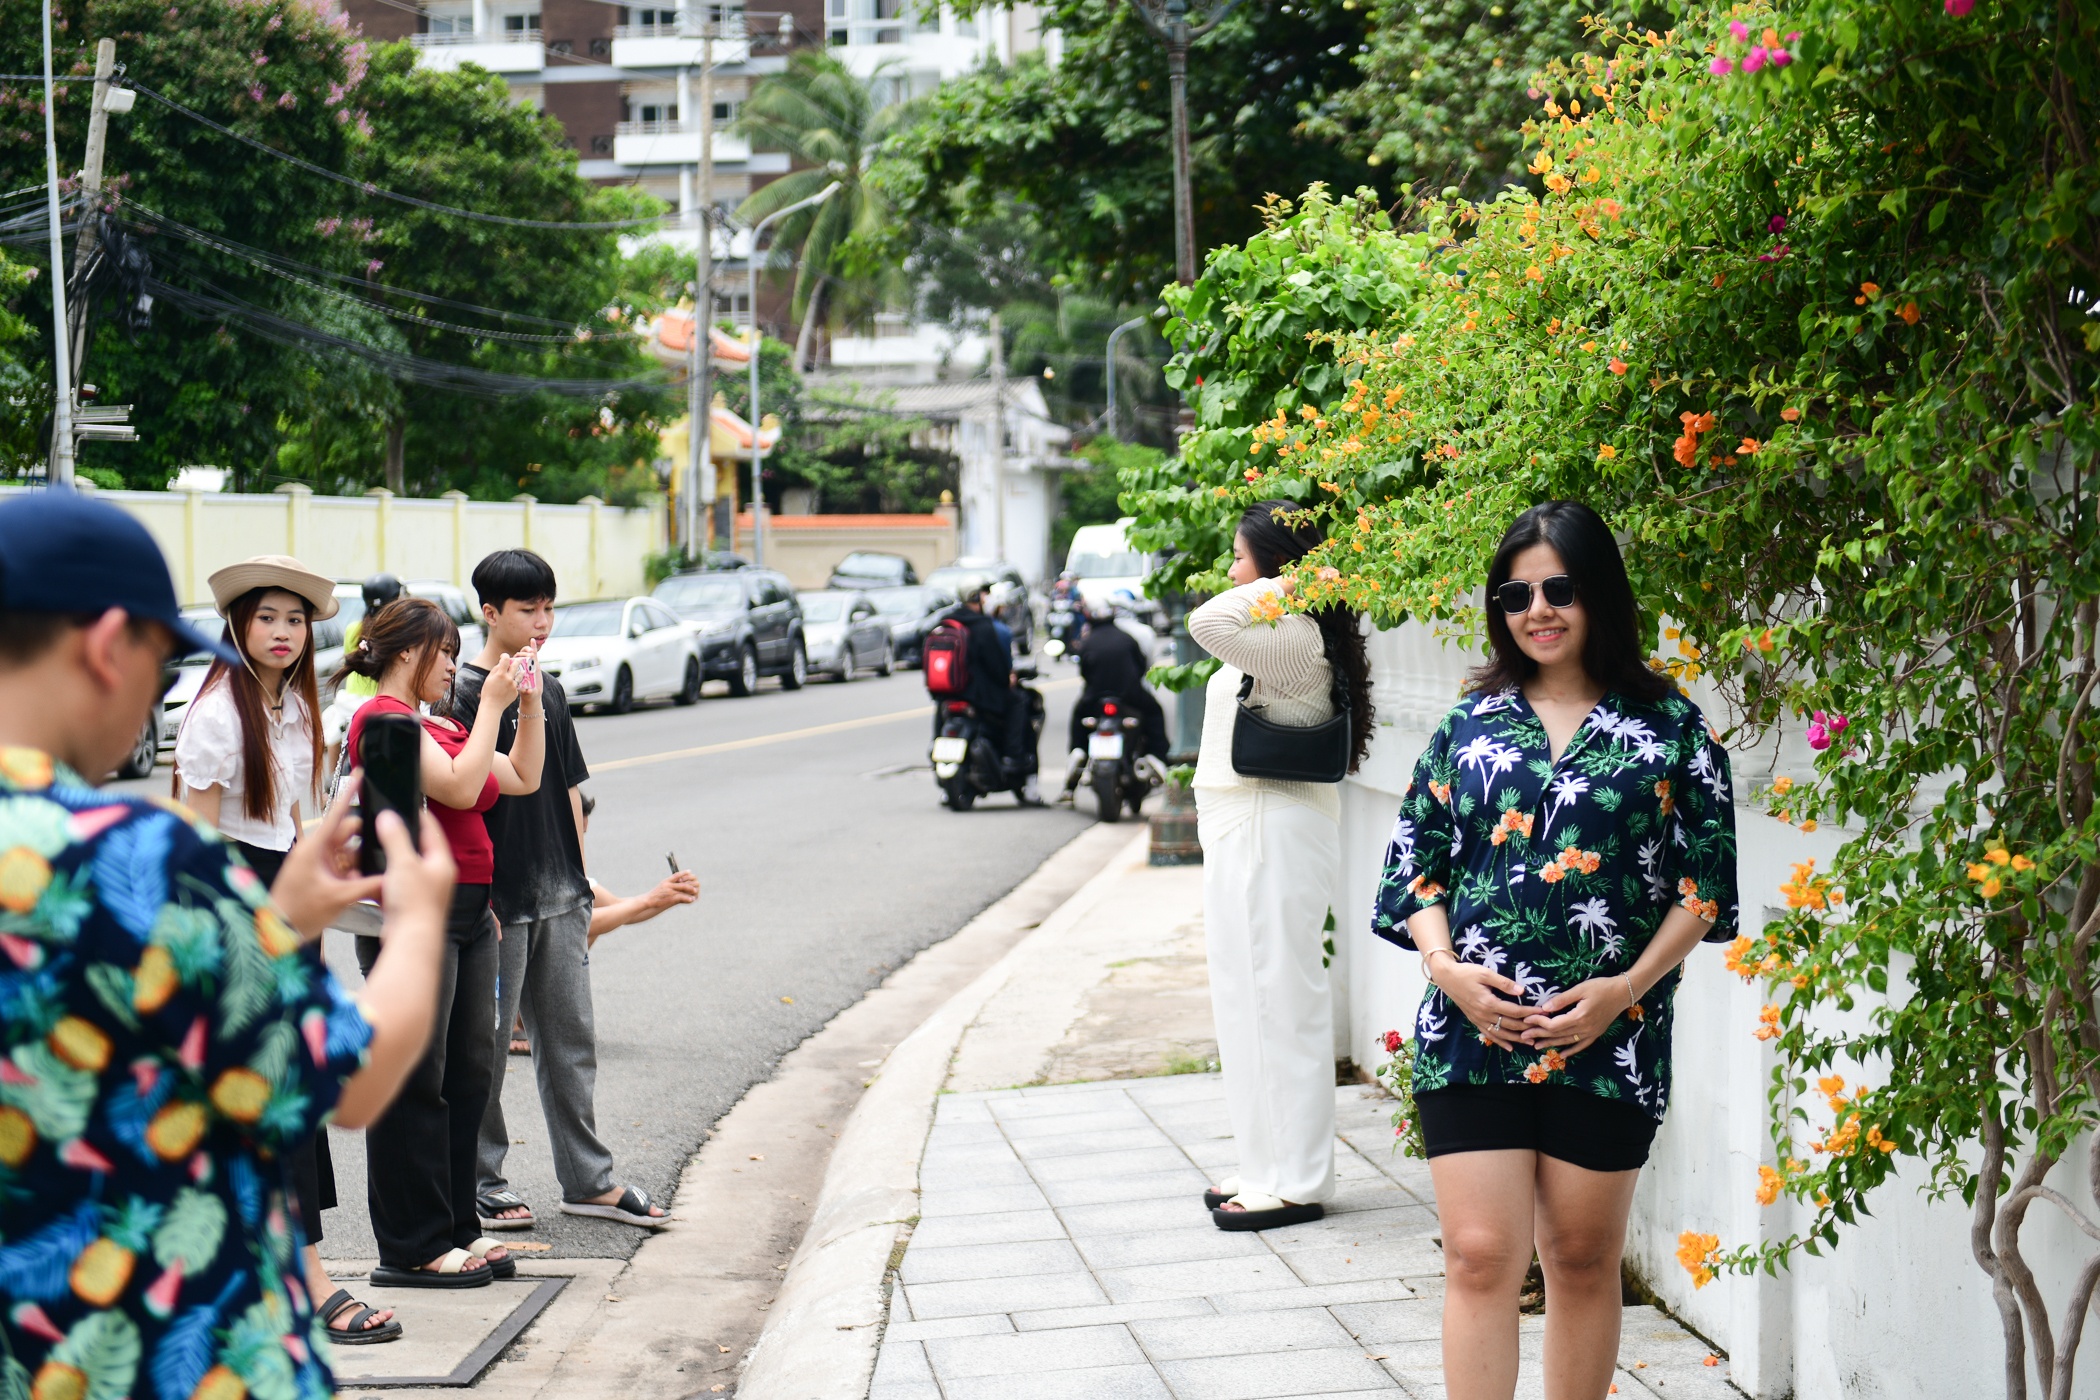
[{"x1": 922, "y1": 619, "x2": 971, "y2": 698}]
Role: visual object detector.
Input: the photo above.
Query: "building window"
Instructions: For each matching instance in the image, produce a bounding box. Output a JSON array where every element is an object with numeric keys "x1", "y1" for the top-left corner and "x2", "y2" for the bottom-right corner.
[
  {"x1": 636, "y1": 101, "x2": 678, "y2": 122},
  {"x1": 828, "y1": 27, "x2": 848, "y2": 43},
  {"x1": 427, "y1": 9, "x2": 472, "y2": 34},
  {"x1": 827, "y1": 0, "x2": 845, "y2": 16},
  {"x1": 635, "y1": 6, "x2": 679, "y2": 23},
  {"x1": 589, "y1": 36, "x2": 610, "y2": 54},
  {"x1": 502, "y1": 11, "x2": 541, "y2": 33},
  {"x1": 875, "y1": 26, "x2": 901, "y2": 41},
  {"x1": 547, "y1": 37, "x2": 573, "y2": 52},
  {"x1": 712, "y1": 100, "x2": 736, "y2": 121},
  {"x1": 874, "y1": 0, "x2": 899, "y2": 18}
]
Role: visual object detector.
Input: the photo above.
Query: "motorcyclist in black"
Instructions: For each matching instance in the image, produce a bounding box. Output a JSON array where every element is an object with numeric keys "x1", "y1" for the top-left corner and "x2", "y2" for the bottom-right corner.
[
  {"x1": 939, "y1": 586, "x2": 1042, "y2": 804},
  {"x1": 1057, "y1": 597, "x2": 1170, "y2": 804}
]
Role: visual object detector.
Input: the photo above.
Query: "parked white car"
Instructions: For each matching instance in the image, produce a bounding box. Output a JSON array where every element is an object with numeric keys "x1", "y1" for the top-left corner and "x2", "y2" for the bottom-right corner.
[{"x1": 539, "y1": 597, "x2": 701, "y2": 713}]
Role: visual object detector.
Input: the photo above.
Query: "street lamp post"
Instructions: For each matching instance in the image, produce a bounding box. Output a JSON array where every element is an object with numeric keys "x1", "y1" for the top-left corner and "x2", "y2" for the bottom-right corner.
[
  {"x1": 746, "y1": 180, "x2": 840, "y2": 568},
  {"x1": 1104, "y1": 314, "x2": 1147, "y2": 441},
  {"x1": 1123, "y1": 0, "x2": 1244, "y2": 285}
]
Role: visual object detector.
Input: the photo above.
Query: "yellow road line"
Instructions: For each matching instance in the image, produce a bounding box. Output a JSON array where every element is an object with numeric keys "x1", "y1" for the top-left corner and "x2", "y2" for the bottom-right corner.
[{"x1": 591, "y1": 676, "x2": 1080, "y2": 774}]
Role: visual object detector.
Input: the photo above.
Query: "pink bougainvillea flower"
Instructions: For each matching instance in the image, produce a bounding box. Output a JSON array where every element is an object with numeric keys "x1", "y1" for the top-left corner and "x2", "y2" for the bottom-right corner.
[
  {"x1": 1768, "y1": 214, "x2": 1788, "y2": 234},
  {"x1": 1756, "y1": 244, "x2": 1791, "y2": 263},
  {"x1": 1729, "y1": 19, "x2": 1750, "y2": 40},
  {"x1": 1710, "y1": 56, "x2": 1735, "y2": 75},
  {"x1": 1944, "y1": 0, "x2": 1973, "y2": 13},
  {"x1": 1742, "y1": 46, "x2": 1767, "y2": 72},
  {"x1": 1769, "y1": 47, "x2": 1792, "y2": 66},
  {"x1": 1787, "y1": 30, "x2": 1802, "y2": 40},
  {"x1": 1806, "y1": 719, "x2": 1830, "y2": 751}
]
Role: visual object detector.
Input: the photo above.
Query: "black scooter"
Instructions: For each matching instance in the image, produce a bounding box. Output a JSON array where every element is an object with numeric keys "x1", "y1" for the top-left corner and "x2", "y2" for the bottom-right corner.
[
  {"x1": 1068, "y1": 693, "x2": 1164, "y2": 823},
  {"x1": 930, "y1": 660, "x2": 1046, "y2": 810}
]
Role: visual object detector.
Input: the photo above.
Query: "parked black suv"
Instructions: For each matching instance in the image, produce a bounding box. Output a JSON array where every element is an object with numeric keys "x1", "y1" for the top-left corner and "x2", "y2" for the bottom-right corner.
[{"x1": 653, "y1": 568, "x2": 808, "y2": 695}]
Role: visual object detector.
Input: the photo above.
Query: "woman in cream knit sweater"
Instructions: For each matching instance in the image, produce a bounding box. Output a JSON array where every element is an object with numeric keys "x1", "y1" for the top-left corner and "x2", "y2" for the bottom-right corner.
[{"x1": 1188, "y1": 501, "x2": 1374, "y2": 1231}]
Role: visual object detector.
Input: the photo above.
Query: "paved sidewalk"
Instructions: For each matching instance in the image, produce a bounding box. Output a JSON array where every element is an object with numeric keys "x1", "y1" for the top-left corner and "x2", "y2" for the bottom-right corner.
[{"x1": 872, "y1": 1074, "x2": 1745, "y2": 1400}]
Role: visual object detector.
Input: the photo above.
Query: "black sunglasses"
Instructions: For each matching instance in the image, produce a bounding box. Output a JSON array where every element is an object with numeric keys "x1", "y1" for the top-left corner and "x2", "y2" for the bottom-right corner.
[{"x1": 1494, "y1": 575, "x2": 1577, "y2": 614}]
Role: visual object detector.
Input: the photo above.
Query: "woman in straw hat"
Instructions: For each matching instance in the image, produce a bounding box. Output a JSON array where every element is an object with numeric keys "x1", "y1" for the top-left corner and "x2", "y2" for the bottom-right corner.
[{"x1": 176, "y1": 555, "x2": 403, "y2": 1346}]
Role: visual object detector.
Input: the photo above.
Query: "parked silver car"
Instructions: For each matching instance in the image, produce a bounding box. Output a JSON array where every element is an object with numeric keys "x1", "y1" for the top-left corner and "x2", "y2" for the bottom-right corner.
[{"x1": 798, "y1": 589, "x2": 894, "y2": 681}]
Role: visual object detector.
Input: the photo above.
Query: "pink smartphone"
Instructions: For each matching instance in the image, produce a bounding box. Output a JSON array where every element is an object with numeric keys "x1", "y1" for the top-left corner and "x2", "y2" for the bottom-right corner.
[{"x1": 516, "y1": 648, "x2": 539, "y2": 693}]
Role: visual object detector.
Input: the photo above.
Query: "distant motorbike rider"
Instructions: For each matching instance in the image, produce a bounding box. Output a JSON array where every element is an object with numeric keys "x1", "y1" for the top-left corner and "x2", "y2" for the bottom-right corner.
[
  {"x1": 1059, "y1": 597, "x2": 1170, "y2": 804},
  {"x1": 939, "y1": 585, "x2": 1042, "y2": 804}
]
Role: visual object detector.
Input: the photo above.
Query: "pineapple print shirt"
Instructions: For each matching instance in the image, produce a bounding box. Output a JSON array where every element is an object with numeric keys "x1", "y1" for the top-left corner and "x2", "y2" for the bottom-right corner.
[
  {"x1": 1372, "y1": 689, "x2": 1738, "y2": 1121},
  {"x1": 0, "y1": 747, "x2": 373, "y2": 1400}
]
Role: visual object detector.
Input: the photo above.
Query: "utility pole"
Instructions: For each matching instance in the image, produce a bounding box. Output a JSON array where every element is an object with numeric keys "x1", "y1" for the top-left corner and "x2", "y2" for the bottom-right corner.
[
  {"x1": 1124, "y1": 0, "x2": 1243, "y2": 285},
  {"x1": 988, "y1": 310, "x2": 1006, "y2": 562},
  {"x1": 39, "y1": 0, "x2": 74, "y2": 486},
  {"x1": 683, "y1": 15, "x2": 718, "y2": 557},
  {"x1": 67, "y1": 39, "x2": 115, "y2": 381}
]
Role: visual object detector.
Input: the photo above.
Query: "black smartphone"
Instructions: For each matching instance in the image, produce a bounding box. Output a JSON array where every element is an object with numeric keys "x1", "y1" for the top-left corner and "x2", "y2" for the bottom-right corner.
[{"x1": 357, "y1": 713, "x2": 423, "y2": 877}]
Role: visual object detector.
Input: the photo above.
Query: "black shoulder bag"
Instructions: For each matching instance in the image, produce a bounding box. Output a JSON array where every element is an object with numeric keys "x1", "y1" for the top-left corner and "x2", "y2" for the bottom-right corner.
[{"x1": 1229, "y1": 657, "x2": 1351, "y2": 784}]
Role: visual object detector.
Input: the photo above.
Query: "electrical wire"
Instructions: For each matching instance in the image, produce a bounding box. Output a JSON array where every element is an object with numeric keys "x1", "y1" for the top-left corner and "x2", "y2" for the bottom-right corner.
[
  {"x1": 144, "y1": 274, "x2": 670, "y2": 399},
  {"x1": 129, "y1": 82, "x2": 671, "y2": 231},
  {"x1": 121, "y1": 201, "x2": 638, "y2": 331}
]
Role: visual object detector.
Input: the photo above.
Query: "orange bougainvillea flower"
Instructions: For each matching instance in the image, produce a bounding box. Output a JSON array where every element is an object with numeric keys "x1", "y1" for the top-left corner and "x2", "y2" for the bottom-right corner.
[
  {"x1": 1756, "y1": 1163, "x2": 1785, "y2": 1206},
  {"x1": 1898, "y1": 301, "x2": 1921, "y2": 325},
  {"x1": 1854, "y1": 281, "x2": 1880, "y2": 306},
  {"x1": 1526, "y1": 265, "x2": 1545, "y2": 282},
  {"x1": 1780, "y1": 406, "x2": 1801, "y2": 422},
  {"x1": 1599, "y1": 444, "x2": 1618, "y2": 460},
  {"x1": 1738, "y1": 437, "x2": 1761, "y2": 455},
  {"x1": 1609, "y1": 357, "x2": 1628, "y2": 375},
  {"x1": 1753, "y1": 1005, "x2": 1782, "y2": 1041},
  {"x1": 1677, "y1": 1231, "x2": 1721, "y2": 1288}
]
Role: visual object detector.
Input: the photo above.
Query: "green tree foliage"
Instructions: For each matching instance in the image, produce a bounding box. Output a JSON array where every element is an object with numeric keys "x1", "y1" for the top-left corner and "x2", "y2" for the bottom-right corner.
[
  {"x1": 735, "y1": 52, "x2": 914, "y2": 368},
  {"x1": 1053, "y1": 435, "x2": 1154, "y2": 559},
  {"x1": 0, "y1": 0, "x2": 671, "y2": 498},
  {"x1": 1123, "y1": 185, "x2": 1426, "y2": 594},
  {"x1": 276, "y1": 47, "x2": 674, "y2": 501},
  {"x1": 871, "y1": 0, "x2": 1378, "y2": 302},
  {"x1": 1301, "y1": 0, "x2": 1666, "y2": 200},
  {"x1": 1161, "y1": 7, "x2": 2100, "y2": 1388},
  {"x1": 0, "y1": 0, "x2": 377, "y2": 485}
]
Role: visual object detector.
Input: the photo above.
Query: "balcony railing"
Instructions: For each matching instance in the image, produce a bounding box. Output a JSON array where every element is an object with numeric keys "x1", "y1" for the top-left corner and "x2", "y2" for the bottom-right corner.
[
  {"x1": 612, "y1": 14, "x2": 746, "y2": 39},
  {"x1": 409, "y1": 27, "x2": 542, "y2": 44}
]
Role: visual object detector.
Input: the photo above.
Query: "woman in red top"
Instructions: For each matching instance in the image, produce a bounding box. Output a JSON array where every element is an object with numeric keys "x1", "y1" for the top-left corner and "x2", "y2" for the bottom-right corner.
[{"x1": 342, "y1": 597, "x2": 545, "y2": 1287}]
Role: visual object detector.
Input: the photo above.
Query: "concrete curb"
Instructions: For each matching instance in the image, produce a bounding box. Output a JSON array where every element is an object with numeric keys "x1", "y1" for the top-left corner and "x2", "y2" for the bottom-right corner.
[{"x1": 735, "y1": 828, "x2": 1152, "y2": 1400}]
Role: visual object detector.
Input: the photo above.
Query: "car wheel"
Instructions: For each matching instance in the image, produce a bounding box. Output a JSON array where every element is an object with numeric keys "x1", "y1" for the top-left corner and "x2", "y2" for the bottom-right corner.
[
  {"x1": 608, "y1": 665, "x2": 635, "y2": 715},
  {"x1": 675, "y1": 656, "x2": 702, "y2": 706},
  {"x1": 729, "y1": 644, "x2": 760, "y2": 697},
  {"x1": 117, "y1": 716, "x2": 158, "y2": 781},
  {"x1": 877, "y1": 640, "x2": 893, "y2": 677},
  {"x1": 781, "y1": 640, "x2": 808, "y2": 690}
]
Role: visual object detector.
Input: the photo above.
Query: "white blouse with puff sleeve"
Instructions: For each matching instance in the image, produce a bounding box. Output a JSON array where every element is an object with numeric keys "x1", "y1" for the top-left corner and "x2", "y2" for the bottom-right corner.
[{"x1": 174, "y1": 678, "x2": 316, "y2": 851}]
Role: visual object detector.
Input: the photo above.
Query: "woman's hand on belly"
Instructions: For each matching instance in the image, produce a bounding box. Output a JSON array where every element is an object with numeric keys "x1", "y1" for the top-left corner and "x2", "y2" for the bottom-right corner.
[
  {"x1": 1432, "y1": 962, "x2": 1535, "y2": 1053},
  {"x1": 1522, "y1": 978, "x2": 1628, "y2": 1056}
]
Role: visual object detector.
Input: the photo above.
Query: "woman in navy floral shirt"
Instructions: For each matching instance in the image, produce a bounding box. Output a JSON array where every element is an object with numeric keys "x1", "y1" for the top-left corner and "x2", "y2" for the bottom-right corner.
[{"x1": 1374, "y1": 501, "x2": 1736, "y2": 1400}]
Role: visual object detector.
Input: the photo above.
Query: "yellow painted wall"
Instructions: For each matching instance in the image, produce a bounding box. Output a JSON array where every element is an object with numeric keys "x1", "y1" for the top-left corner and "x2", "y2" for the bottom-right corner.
[{"x1": 7, "y1": 483, "x2": 667, "y2": 605}]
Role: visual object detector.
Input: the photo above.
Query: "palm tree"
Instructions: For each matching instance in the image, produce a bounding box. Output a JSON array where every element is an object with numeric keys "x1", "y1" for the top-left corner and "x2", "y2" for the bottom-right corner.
[{"x1": 734, "y1": 53, "x2": 914, "y2": 369}]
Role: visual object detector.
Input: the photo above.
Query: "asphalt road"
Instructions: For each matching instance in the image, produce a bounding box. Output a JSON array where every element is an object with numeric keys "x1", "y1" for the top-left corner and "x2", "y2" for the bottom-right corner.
[{"x1": 117, "y1": 661, "x2": 1097, "y2": 1262}]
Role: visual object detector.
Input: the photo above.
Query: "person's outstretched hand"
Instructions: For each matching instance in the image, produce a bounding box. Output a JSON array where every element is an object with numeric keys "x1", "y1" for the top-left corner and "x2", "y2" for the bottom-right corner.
[
  {"x1": 643, "y1": 871, "x2": 700, "y2": 916},
  {"x1": 269, "y1": 779, "x2": 382, "y2": 941}
]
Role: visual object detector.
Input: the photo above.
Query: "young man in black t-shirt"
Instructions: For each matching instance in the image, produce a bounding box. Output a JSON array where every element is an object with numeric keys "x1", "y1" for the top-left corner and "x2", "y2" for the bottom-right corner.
[{"x1": 453, "y1": 550, "x2": 668, "y2": 1230}]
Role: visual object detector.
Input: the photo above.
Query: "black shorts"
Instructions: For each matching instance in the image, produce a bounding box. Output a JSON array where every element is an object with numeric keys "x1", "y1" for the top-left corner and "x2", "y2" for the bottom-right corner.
[{"x1": 1415, "y1": 1083, "x2": 1658, "y2": 1173}]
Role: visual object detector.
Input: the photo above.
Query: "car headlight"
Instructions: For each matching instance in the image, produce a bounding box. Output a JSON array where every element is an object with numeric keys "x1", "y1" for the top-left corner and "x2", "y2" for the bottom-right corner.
[{"x1": 567, "y1": 657, "x2": 601, "y2": 672}]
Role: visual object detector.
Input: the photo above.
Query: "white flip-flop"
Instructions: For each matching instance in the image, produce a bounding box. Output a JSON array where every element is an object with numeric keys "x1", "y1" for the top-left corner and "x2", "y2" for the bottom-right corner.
[
  {"x1": 1202, "y1": 1176, "x2": 1242, "y2": 1210},
  {"x1": 559, "y1": 1185, "x2": 671, "y2": 1229}
]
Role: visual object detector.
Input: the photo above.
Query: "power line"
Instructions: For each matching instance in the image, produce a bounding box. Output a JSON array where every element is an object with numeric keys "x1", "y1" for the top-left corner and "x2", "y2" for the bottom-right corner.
[
  {"x1": 129, "y1": 82, "x2": 671, "y2": 231},
  {"x1": 124, "y1": 205, "x2": 645, "y2": 344}
]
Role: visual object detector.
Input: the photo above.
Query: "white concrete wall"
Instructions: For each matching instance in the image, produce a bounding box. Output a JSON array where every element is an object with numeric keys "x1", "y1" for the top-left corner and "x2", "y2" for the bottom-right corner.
[
  {"x1": 1332, "y1": 621, "x2": 2100, "y2": 1399},
  {"x1": 4, "y1": 484, "x2": 666, "y2": 605}
]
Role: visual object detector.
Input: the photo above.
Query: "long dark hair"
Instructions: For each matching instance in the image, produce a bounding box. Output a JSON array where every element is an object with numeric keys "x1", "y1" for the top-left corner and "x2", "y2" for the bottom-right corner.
[
  {"x1": 339, "y1": 597, "x2": 459, "y2": 713},
  {"x1": 1237, "y1": 501, "x2": 1376, "y2": 771},
  {"x1": 1465, "y1": 500, "x2": 1670, "y2": 704},
  {"x1": 181, "y1": 587, "x2": 324, "y2": 825}
]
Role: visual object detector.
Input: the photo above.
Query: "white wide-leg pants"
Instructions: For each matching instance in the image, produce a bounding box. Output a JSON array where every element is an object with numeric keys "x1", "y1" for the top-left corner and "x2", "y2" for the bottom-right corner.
[{"x1": 1199, "y1": 796, "x2": 1340, "y2": 1205}]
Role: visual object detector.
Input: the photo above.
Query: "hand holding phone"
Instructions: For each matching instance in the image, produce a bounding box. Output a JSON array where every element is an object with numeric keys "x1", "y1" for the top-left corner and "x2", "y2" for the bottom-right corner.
[
  {"x1": 516, "y1": 641, "x2": 540, "y2": 695},
  {"x1": 357, "y1": 713, "x2": 425, "y2": 877}
]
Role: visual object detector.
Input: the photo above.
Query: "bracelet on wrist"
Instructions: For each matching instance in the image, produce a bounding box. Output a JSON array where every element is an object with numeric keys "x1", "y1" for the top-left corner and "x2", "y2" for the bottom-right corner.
[{"x1": 1421, "y1": 947, "x2": 1458, "y2": 982}]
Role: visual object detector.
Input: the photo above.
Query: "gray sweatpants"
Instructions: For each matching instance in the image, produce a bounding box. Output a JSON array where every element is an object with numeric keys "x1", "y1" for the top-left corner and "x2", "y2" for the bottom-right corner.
[{"x1": 477, "y1": 902, "x2": 616, "y2": 1203}]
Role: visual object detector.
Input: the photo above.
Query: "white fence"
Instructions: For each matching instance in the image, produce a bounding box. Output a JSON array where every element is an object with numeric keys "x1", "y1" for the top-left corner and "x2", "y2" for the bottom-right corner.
[
  {"x1": 1332, "y1": 622, "x2": 2099, "y2": 1399},
  {"x1": 2, "y1": 483, "x2": 667, "y2": 606}
]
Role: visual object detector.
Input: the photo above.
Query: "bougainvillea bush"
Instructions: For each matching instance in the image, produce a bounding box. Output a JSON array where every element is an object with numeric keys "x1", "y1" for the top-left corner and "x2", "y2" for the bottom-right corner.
[{"x1": 1148, "y1": 2, "x2": 2100, "y2": 1393}]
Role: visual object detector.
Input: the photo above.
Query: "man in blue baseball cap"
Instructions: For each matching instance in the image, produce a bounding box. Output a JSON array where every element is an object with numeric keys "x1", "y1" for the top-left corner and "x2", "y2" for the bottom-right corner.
[{"x1": 0, "y1": 488, "x2": 463, "y2": 1400}]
